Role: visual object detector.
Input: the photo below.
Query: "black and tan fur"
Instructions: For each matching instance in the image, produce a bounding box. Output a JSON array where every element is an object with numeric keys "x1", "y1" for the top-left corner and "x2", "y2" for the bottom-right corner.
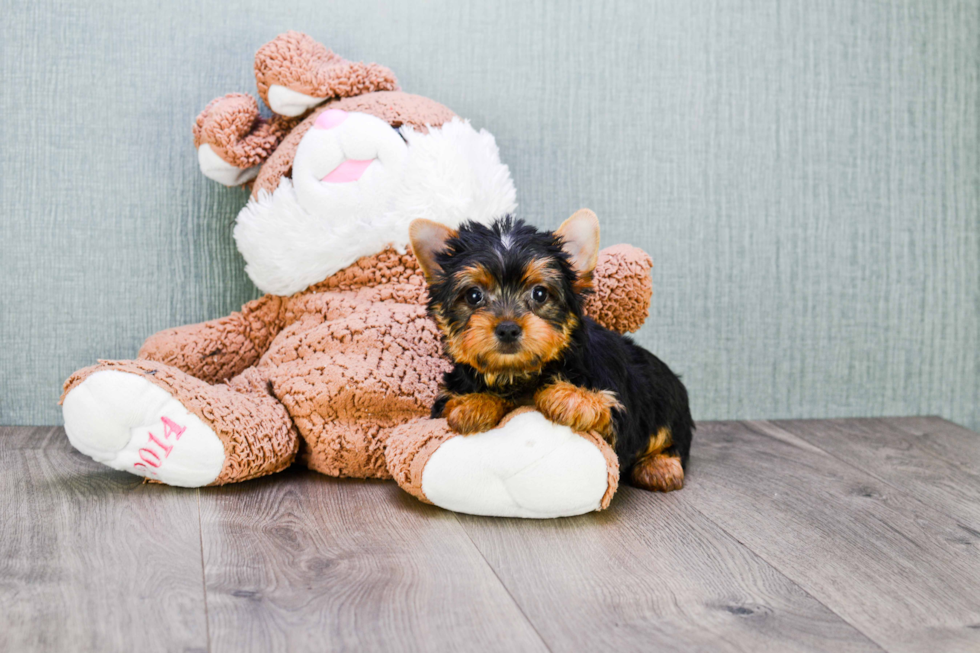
[{"x1": 409, "y1": 211, "x2": 694, "y2": 492}]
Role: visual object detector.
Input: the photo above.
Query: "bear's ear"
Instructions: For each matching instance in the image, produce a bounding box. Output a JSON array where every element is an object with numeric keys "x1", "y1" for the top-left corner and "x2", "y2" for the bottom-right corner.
[
  {"x1": 556, "y1": 209, "x2": 601, "y2": 283},
  {"x1": 409, "y1": 219, "x2": 456, "y2": 282},
  {"x1": 193, "y1": 93, "x2": 298, "y2": 186},
  {"x1": 255, "y1": 31, "x2": 399, "y2": 117}
]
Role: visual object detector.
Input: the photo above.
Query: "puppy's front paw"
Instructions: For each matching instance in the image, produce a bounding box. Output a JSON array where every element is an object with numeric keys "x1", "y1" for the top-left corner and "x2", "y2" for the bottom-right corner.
[
  {"x1": 534, "y1": 381, "x2": 620, "y2": 441},
  {"x1": 444, "y1": 393, "x2": 512, "y2": 435}
]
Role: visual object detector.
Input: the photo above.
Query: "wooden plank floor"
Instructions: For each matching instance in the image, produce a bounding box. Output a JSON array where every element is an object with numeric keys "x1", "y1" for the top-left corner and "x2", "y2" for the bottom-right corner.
[{"x1": 2, "y1": 418, "x2": 979, "y2": 652}]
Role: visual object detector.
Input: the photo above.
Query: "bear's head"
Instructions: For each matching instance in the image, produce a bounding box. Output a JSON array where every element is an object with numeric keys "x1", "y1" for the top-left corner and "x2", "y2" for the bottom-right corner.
[{"x1": 193, "y1": 31, "x2": 516, "y2": 296}]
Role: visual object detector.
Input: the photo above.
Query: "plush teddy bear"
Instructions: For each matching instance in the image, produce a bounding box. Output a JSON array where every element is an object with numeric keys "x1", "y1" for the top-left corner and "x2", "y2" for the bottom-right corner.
[{"x1": 61, "y1": 32, "x2": 654, "y2": 518}]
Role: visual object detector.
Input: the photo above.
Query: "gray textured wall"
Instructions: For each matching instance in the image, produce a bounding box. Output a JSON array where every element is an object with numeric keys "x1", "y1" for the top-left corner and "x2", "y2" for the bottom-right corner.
[{"x1": 2, "y1": 0, "x2": 978, "y2": 429}]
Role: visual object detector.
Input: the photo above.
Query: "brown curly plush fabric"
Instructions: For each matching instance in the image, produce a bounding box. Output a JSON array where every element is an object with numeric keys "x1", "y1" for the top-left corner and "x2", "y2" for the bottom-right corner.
[
  {"x1": 139, "y1": 294, "x2": 285, "y2": 384},
  {"x1": 64, "y1": 245, "x2": 651, "y2": 484},
  {"x1": 575, "y1": 426, "x2": 621, "y2": 509},
  {"x1": 385, "y1": 417, "x2": 457, "y2": 503},
  {"x1": 192, "y1": 93, "x2": 300, "y2": 169},
  {"x1": 582, "y1": 243, "x2": 654, "y2": 334},
  {"x1": 251, "y1": 92, "x2": 457, "y2": 197},
  {"x1": 253, "y1": 31, "x2": 399, "y2": 109}
]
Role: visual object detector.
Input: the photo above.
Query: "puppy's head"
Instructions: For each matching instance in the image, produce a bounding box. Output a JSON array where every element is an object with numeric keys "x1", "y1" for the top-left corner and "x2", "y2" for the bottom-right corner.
[{"x1": 409, "y1": 211, "x2": 600, "y2": 383}]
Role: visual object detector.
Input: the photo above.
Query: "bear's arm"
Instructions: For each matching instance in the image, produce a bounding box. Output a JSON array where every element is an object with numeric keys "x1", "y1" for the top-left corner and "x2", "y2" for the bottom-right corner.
[
  {"x1": 137, "y1": 295, "x2": 285, "y2": 384},
  {"x1": 583, "y1": 244, "x2": 653, "y2": 334}
]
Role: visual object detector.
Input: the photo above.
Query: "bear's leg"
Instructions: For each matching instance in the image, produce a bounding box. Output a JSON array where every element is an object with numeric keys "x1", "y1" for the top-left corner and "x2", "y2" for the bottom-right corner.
[
  {"x1": 61, "y1": 360, "x2": 298, "y2": 487},
  {"x1": 385, "y1": 408, "x2": 620, "y2": 519}
]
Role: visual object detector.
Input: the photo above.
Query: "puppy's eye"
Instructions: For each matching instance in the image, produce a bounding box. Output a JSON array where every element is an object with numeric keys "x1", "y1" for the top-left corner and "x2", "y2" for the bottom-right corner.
[
  {"x1": 464, "y1": 287, "x2": 484, "y2": 306},
  {"x1": 532, "y1": 286, "x2": 549, "y2": 303}
]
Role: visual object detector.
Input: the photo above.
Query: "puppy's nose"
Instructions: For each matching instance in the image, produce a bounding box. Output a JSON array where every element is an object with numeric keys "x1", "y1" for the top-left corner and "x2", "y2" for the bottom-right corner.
[{"x1": 494, "y1": 321, "x2": 522, "y2": 344}]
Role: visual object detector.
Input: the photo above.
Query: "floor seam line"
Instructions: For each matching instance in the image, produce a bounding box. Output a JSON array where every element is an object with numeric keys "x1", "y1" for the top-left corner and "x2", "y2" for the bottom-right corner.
[
  {"x1": 753, "y1": 419, "x2": 980, "y2": 531},
  {"x1": 685, "y1": 500, "x2": 889, "y2": 652},
  {"x1": 451, "y1": 512, "x2": 554, "y2": 653},
  {"x1": 880, "y1": 418, "x2": 980, "y2": 479},
  {"x1": 197, "y1": 490, "x2": 212, "y2": 653}
]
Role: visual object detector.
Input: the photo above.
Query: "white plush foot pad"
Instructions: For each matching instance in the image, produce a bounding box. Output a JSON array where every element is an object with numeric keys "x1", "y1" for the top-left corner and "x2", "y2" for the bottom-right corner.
[
  {"x1": 198, "y1": 144, "x2": 261, "y2": 187},
  {"x1": 62, "y1": 371, "x2": 225, "y2": 487},
  {"x1": 421, "y1": 411, "x2": 610, "y2": 518},
  {"x1": 267, "y1": 84, "x2": 327, "y2": 117}
]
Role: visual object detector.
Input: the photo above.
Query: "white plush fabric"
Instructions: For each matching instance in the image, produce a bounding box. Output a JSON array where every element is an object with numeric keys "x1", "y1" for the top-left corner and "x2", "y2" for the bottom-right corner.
[
  {"x1": 267, "y1": 84, "x2": 327, "y2": 117},
  {"x1": 197, "y1": 144, "x2": 261, "y2": 186},
  {"x1": 234, "y1": 116, "x2": 517, "y2": 296},
  {"x1": 421, "y1": 411, "x2": 610, "y2": 518},
  {"x1": 62, "y1": 371, "x2": 225, "y2": 487},
  {"x1": 291, "y1": 111, "x2": 409, "y2": 233}
]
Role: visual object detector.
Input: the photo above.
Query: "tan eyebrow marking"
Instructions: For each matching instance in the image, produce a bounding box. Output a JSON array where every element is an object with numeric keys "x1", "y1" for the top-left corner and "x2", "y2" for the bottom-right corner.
[
  {"x1": 521, "y1": 257, "x2": 564, "y2": 290},
  {"x1": 454, "y1": 263, "x2": 499, "y2": 294}
]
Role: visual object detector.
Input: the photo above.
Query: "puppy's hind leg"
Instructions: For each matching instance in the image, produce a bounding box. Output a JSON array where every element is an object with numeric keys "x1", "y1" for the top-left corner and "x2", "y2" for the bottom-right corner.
[{"x1": 629, "y1": 427, "x2": 685, "y2": 492}]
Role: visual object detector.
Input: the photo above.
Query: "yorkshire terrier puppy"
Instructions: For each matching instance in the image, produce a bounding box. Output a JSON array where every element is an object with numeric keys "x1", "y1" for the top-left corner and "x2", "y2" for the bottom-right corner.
[{"x1": 408, "y1": 210, "x2": 694, "y2": 492}]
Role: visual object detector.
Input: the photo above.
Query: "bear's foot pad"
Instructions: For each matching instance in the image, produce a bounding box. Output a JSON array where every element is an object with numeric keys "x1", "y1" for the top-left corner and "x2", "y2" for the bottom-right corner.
[
  {"x1": 422, "y1": 411, "x2": 611, "y2": 518},
  {"x1": 62, "y1": 371, "x2": 225, "y2": 487}
]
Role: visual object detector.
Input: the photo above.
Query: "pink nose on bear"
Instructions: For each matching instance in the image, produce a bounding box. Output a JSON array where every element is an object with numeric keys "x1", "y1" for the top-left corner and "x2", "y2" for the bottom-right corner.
[{"x1": 314, "y1": 109, "x2": 348, "y2": 130}]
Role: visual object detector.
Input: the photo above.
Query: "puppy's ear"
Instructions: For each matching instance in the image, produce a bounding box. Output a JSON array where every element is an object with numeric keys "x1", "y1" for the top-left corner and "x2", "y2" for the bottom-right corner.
[
  {"x1": 556, "y1": 209, "x2": 600, "y2": 280},
  {"x1": 409, "y1": 219, "x2": 456, "y2": 281}
]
